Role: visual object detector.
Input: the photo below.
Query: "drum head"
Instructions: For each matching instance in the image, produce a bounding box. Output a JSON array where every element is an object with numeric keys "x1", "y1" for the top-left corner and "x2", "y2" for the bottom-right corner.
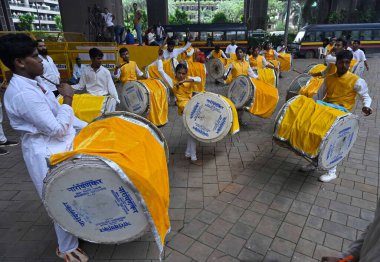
[
  {"x1": 304, "y1": 63, "x2": 319, "y2": 74},
  {"x1": 183, "y1": 92, "x2": 233, "y2": 143},
  {"x1": 43, "y1": 158, "x2": 149, "y2": 244},
  {"x1": 227, "y1": 75, "x2": 254, "y2": 109},
  {"x1": 93, "y1": 111, "x2": 170, "y2": 162},
  {"x1": 121, "y1": 81, "x2": 149, "y2": 115},
  {"x1": 286, "y1": 74, "x2": 311, "y2": 101},
  {"x1": 318, "y1": 114, "x2": 359, "y2": 170},
  {"x1": 208, "y1": 59, "x2": 225, "y2": 79}
]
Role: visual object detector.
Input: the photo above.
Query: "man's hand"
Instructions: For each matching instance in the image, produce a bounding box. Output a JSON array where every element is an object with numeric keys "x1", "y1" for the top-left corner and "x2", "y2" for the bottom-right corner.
[
  {"x1": 362, "y1": 107, "x2": 372, "y2": 116},
  {"x1": 59, "y1": 83, "x2": 74, "y2": 98}
]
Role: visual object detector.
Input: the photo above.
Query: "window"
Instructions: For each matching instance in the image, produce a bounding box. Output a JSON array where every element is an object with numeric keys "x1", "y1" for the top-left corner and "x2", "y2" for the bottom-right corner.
[
  {"x1": 236, "y1": 31, "x2": 246, "y2": 40},
  {"x1": 360, "y1": 30, "x2": 372, "y2": 40},
  {"x1": 190, "y1": 32, "x2": 199, "y2": 41},
  {"x1": 350, "y1": 30, "x2": 360, "y2": 40},
  {"x1": 315, "y1": 31, "x2": 323, "y2": 41},
  {"x1": 176, "y1": 32, "x2": 186, "y2": 41},
  {"x1": 334, "y1": 31, "x2": 342, "y2": 38},
  {"x1": 213, "y1": 31, "x2": 224, "y2": 41},
  {"x1": 226, "y1": 31, "x2": 236, "y2": 41},
  {"x1": 372, "y1": 30, "x2": 380, "y2": 40},
  {"x1": 324, "y1": 31, "x2": 334, "y2": 39},
  {"x1": 304, "y1": 32, "x2": 315, "y2": 41},
  {"x1": 200, "y1": 32, "x2": 211, "y2": 41}
]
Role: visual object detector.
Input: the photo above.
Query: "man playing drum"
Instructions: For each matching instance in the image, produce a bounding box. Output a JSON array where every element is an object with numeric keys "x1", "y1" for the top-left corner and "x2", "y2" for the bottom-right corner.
[
  {"x1": 206, "y1": 46, "x2": 228, "y2": 61},
  {"x1": 0, "y1": 34, "x2": 89, "y2": 261},
  {"x1": 223, "y1": 47, "x2": 258, "y2": 84},
  {"x1": 246, "y1": 46, "x2": 276, "y2": 72},
  {"x1": 162, "y1": 38, "x2": 192, "y2": 60},
  {"x1": 113, "y1": 47, "x2": 144, "y2": 84},
  {"x1": 225, "y1": 39, "x2": 238, "y2": 59},
  {"x1": 300, "y1": 50, "x2": 372, "y2": 182},
  {"x1": 72, "y1": 48, "x2": 120, "y2": 105}
]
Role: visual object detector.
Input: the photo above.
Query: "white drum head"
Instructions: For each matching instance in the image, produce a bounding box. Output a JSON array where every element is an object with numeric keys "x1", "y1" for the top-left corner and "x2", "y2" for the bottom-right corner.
[
  {"x1": 318, "y1": 114, "x2": 359, "y2": 170},
  {"x1": 183, "y1": 92, "x2": 233, "y2": 143},
  {"x1": 121, "y1": 81, "x2": 149, "y2": 115},
  {"x1": 43, "y1": 158, "x2": 149, "y2": 244},
  {"x1": 227, "y1": 75, "x2": 253, "y2": 109},
  {"x1": 208, "y1": 59, "x2": 225, "y2": 79}
]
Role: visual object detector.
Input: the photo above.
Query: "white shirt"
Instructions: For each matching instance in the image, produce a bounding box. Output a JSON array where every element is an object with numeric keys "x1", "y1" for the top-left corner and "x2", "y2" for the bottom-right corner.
[
  {"x1": 72, "y1": 65, "x2": 120, "y2": 103},
  {"x1": 147, "y1": 32, "x2": 156, "y2": 44},
  {"x1": 102, "y1": 12, "x2": 114, "y2": 27},
  {"x1": 4, "y1": 74, "x2": 86, "y2": 195},
  {"x1": 113, "y1": 63, "x2": 144, "y2": 79},
  {"x1": 276, "y1": 45, "x2": 286, "y2": 53},
  {"x1": 207, "y1": 50, "x2": 227, "y2": 59},
  {"x1": 72, "y1": 64, "x2": 83, "y2": 80},
  {"x1": 162, "y1": 42, "x2": 192, "y2": 60},
  {"x1": 156, "y1": 26, "x2": 165, "y2": 39},
  {"x1": 156, "y1": 59, "x2": 201, "y2": 88},
  {"x1": 224, "y1": 62, "x2": 258, "y2": 79},
  {"x1": 39, "y1": 54, "x2": 60, "y2": 92},
  {"x1": 225, "y1": 44, "x2": 238, "y2": 55},
  {"x1": 353, "y1": 49, "x2": 367, "y2": 62}
]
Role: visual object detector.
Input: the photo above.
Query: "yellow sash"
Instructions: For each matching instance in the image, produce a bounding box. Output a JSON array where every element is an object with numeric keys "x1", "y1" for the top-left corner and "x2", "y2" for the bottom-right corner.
[
  {"x1": 278, "y1": 53, "x2": 292, "y2": 72},
  {"x1": 257, "y1": 68, "x2": 276, "y2": 87},
  {"x1": 142, "y1": 79, "x2": 168, "y2": 126},
  {"x1": 247, "y1": 78, "x2": 279, "y2": 118},
  {"x1": 299, "y1": 77, "x2": 325, "y2": 98},
  {"x1": 187, "y1": 61, "x2": 206, "y2": 92},
  {"x1": 221, "y1": 96, "x2": 240, "y2": 135},
  {"x1": 308, "y1": 64, "x2": 327, "y2": 75}
]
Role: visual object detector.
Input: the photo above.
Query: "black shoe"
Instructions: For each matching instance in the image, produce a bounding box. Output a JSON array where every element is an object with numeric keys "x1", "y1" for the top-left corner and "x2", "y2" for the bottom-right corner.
[
  {"x1": 0, "y1": 148, "x2": 9, "y2": 156},
  {"x1": 0, "y1": 140, "x2": 19, "y2": 147}
]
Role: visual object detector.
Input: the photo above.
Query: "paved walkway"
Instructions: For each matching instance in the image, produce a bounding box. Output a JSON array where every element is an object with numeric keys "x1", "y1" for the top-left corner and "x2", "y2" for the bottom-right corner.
[{"x1": 0, "y1": 58, "x2": 379, "y2": 262}]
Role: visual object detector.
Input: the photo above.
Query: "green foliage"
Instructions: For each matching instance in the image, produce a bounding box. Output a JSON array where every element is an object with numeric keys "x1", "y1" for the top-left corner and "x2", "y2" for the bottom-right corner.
[
  {"x1": 54, "y1": 15, "x2": 63, "y2": 31},
  {"x1": 351, "y1": 9, "x2": 376, "y2": 23},
  {"x1": 211, "y1": 12, "x2": 229, "y2": 23},
  {"x1": 276, "y1": 22, "x2": 285, "y2": 31},
  {"x1": 169, "y1": 9, "x2": 190, "y2": 25},
  {"x1": 217, "y1": 1, "x2": 244, "y2": 23},
  {"x1": 327, "y1": 10, "x2": 346, "y2": 24},
  {"x1": 18, "y1": 13, "x2": 34, "y2": 31},
  {"x1": 122, "y1": 0, "x2": 148, "y2": 32}
]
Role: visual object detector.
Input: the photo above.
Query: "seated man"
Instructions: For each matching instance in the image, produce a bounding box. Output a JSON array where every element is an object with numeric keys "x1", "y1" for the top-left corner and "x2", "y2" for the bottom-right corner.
[
  {"x1": 113, "y1": 47, "x2": 144, "y2": 84},
  {"x1": 124, "y1": 29, "x2": 135, "y2": 45},
  {"x1": 69, "y1": 57, "x2": 82, "y2": 84},
  {"x1": 72, "y1": 48, "x2": 120, "y2": 107}
]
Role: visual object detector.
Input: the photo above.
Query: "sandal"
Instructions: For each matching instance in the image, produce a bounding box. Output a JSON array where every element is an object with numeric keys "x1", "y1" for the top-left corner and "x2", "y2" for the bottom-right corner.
[{"x1": 56, "y1": 247, "x2": 89, "y2": 262}]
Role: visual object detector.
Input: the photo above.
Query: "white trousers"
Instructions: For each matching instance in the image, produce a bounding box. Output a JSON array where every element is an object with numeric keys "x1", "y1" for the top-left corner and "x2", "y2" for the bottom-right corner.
[
  {"x1": 185, "y1": 135, "x2": 197, "y2": 161},
  {"x1": 0, "y1": 101, "x2": 7, "y2": 143}
]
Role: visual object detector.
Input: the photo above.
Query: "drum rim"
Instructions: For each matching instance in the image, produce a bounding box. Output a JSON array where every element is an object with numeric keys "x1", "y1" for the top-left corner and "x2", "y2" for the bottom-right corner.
[
  {"x1": 183, "y1": 92, "x2": 233, "y2": 143},
  {"x1": 121, "y1": 81, "x2": 150, "y2": 116},
  {"x1": 93, "y1": 111, "x2": 170, "y2": 162},
  {"x1": 318, "y1": 114, "x2": 359, "y2": 170},
  {"x1": 43, "y1": 156, "x2": 150, "y2": 244},
  {"x1": 208, "y1": 58, "x2": 225, "y2": 79},
  {"x1": 304, "y1": 63, "x2": 320, "y2": 74},
  {"x1": 287, "y1": 73, "x2": 312, "y2": 94},
  {"x1": 227, "y1": 75, "x2": 254, "y2": 109}
]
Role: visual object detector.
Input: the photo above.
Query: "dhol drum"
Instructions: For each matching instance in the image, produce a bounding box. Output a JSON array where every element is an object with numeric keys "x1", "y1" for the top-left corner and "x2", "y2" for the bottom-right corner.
[
  {"x1": 58, "y1": 94, "x2": 116, "y2": 123},
  {"x1": 43, "y1": 112, "x2": 170, "y2": 249},
  {"x1": 278, "y1": 53, "x2": 292, "y2": 72},
  {"x1": 227, "y1": 75, "x2": 279, "y2": 118},
  {"x1": 273, "y1": 95, "x2": 359, "y2": 170},
  {"x1": 121, "y1": 79, "x2": 170, "y2": 126},
  {"x1": 183, "y1": 92, "x2": 239, "y2": 143},
  {"x1": 285, "y1": 73, "x2": 312, "y2": 101},
  {"x1": 207, "y1": 58, "x2": 225, "y2": 80}
]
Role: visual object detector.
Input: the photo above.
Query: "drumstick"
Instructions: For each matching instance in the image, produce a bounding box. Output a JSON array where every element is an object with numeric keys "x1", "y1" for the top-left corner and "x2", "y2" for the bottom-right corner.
[
  {"x1": 41, "y1": 75, "x2": 60, "y2": 87},
  {"x1": 292, "y1": 68, "x2": 304, "y2": 74}
]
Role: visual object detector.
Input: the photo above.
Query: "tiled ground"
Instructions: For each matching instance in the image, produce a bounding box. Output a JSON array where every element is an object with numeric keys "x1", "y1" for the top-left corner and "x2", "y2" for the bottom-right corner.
[{"x1": 0, "y1": 57, "x2": 379, "y2": 262}]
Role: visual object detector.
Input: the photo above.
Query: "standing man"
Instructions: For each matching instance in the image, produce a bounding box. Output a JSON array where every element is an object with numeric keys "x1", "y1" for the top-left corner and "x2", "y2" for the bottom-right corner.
[
  {"x1": 225, "y1": 39, "x2": 238, "y2": 58},
  {"x1": 101, "y1": 8, "x2": 115, "y2": 42},
  {"x1": 133, "y1": 3, "x2": 143, "y2": 46},
  {"x1": 352, "y1": 40, "x2": 369, "y2": 76},
  {"x1": 72, "y1": 48, "x2": 120, "y2": 107},
  {"x1": 155, "y1": 22, "x2": 165, "y2": 45},
  {"x1": 113, "y1": 47, "x2": 144, "y2": 84},
  {"x1": 162, "y1": 38, "x2": 191, "y2": 60},
  {"x1": 37, "y1": 39, "x2": 60, "y2": 96}
]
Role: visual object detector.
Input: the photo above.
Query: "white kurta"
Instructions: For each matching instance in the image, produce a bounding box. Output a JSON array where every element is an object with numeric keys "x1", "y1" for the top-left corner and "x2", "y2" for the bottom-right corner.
[
  {"x1": 162, "y1": 42, "x2": 192, "y2": 60},
  {"x1": 4, "y1": 74, "x2": 87, "y2": 253},
  {"x1": 39, "y1": 55, "x2": 60, "y2": 92}
]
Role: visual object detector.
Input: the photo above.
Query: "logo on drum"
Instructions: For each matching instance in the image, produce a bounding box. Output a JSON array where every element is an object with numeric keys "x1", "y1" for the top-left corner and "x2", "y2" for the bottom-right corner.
[{"x1": 62, "y1": 202, "x2": 85, "y2": 227}]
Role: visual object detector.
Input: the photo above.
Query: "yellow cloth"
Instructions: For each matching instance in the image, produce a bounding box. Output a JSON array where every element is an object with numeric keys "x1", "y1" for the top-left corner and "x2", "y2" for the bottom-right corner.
[
  {"x1": 276, "y1": 95, "x2": 346, "y2": 157},
  {"x1": 324, "y1": 71, "x2": 360, "y2": 111},
  {"x1": 326, "y1": 44, "x2": 334, "y2": 54},
  {"x1": 58, "y1": 94, "x2": 105, "y2": 123},
  {"x1": 349, "y1": 59, "x2": 358, "y2": 71},
  {"x1": 308, "y1": 64, "x2": 327, "y2": 75},
  {"x1": 220, "y1": 96, "x2": 240, "y2": 134},
  {"x1": 119, "y1": 61, "x2": 138, "y2": 84},
  {"x1": 187, "y1": 61, "x2": 206, "y2": 92},
  {"x1": 257, "y1": 68, "x2": 276, "y2": 87},
  {"x1": 211, "y1": 50, "x2": 223, "y2": 59},
  {"x1": 50, "y1": 116, "x2": 170, "y2": 254},
  {"x1": 264, "y1": 49, "x2": 275, "y2": 60},
  {"x1": 328, "y1": 64, "x2": 337, "y2": 75},
  {"x1": 247, "y1": 78, "x2": 279, "y2": 118},
  {"x1": 249, "y1": 55, "x2": 264, "y2": 69},
  {"x1": 181, "y1": 47, "x2": 194, "y2": 62},
  {"x1": 172, "y1": 78, "x2": 193, "y2": 115},
  {"x1": 147, "y1": 59, "x2": 175, "y2": 86},
  {"x1": 141, "y1": 79, "x2": 168, "y2": 126},
  {"x1": 278, "y1": 53, "x2": 292, "y2": 72},
  {"x1": 230, "y1": 53, "x2": 237, "y2": 60},
  {"x1": 299, "y1": 76, "x2": 325, "y2": 98},
  {"x1": 226, "y1": 59, "x2": 250, "y2": 84},
  {"x1": 268, "y1": 59, "x2": 280, "y2": 70}
]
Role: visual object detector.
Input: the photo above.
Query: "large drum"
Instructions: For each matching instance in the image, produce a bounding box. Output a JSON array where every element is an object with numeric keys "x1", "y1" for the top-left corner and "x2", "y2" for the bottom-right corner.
[
  {"x1": 183, "y1": 92, "x2": 239, "y2": 143},
  {"x1": 207, "y1": 58, "x2": 225, "y2": 80},
  {"x1": 227, "y1": 75, "x2": 279, "y2": 118},
  {"x1": 285, "y1": 74, "x2": 312, "y2": 101},
  {"x1": 278, "y1": 53, "x2": 292, "y2": 72},
  {"x1": 121, "y1": 79, "x2": 169, "y2": 126},
  {"x1": 43, "y1": 112, "x2": 170, "y2": 249},
  {"x1": 273, "y1": 95, "x2": 359, "y2": 170},
  {"x1": 58, "y1": 94, "x2": 116, "y2": 123}
]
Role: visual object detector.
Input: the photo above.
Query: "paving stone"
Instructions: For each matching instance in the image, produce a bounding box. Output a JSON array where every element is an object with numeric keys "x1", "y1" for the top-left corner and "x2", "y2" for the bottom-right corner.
[
  {"x1": 301, "y1": 227, "x2": 325, "y2": 244},
  {"x1": 331, "y1": 211, "x2": 348, "y2": 225},
  {"x1": 204, "y1": 199, "x2": 228, "y2": 215},
  {"x1": 277, "y1": 222, "x2": 303, "y2": 243},
  {"x1": 255, "y1": 216, "x2": 282, "y2": 238},
  {"x1": 239, "y1": 209, "x2": 262, "y2": 228},
  {"x1": 196, "y1": 210, "x2": 218, "y2": 224},
  {"x1": 321, "y1": 221, "x2": 357, "y2": 241},
  {"x1": 295, "y1": 238, "x2": 316, "y2": 257},
  {"x1": 265, "y1": 251, "x2": 291, "y2": 262},
  {"x1": 347, "y1": 216, "x2": 371, "y2": 231},
  {"x1": 230, "y1": 221, "x2": 254, "y2": 240},
  {"x1": 167, "y1": 233, "x2": 194, "y2": 253},
  {"x1": 292, "y1": 252, "x2": 318, "y2": 262},
  {"x1": 220, "y1": 205, "x2": 245, "y2": 223},
  {"x1": 238, "y1": 248, "x2": 264, "y2": 262},
  {"x1": 313, "y1": 245, "x2": 341, "y2": 261},
  {"x1": 255, "y1": 191, "x2": 276, "y2": 205},
  {"x1": 245, "y1": 232, "x2": 273, "y2": 255},
  {"x1": 270, "y1": 237, "x2": 296, "y2": 257},
  {"x1": 324, "y1": 234, "x2": 343, "y2": 252},
  {"x1": 360, "y1": 209, "x2": 375, "y2": 221},
  {"x1": 207, "y1": 218, "x2": 233, "y2": 238},
  {"x1": 165, "y1": 250, "x2": 192, "y2": 262},
  {"x1": 270, "y1": 195, "x2": 293, "y2": 213},
  {"x1": 185, "y1": 241, "x2": 214, "y2": 262},
  {"x1": 305, "y1": 215, "x2": 323, "y2": 230},
  {"x1": 329, "y1": 201, "x2": 360, "y2": 217},
  {"x1": 198, "y1": 231, "x2": 223, "y2": 249},
  {"x1": 284, "y1": 212, "x2": 307, "y2": 227},
  {"x1": 181, "y1": 219, "x2": 208, "y2": 239},
  {"x1": 290, "y1": 200, "x2": 312, "y2": 216},
  {"x1": 351, "y1": 197, "x2": 377, "y2": 211},
  {"x1": 217, "y1": 233, "x2": 245, "y2": 257}
]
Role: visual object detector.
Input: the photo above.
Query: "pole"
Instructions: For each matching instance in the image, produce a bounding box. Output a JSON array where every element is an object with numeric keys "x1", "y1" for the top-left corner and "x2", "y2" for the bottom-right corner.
[
  {"x1": 198, "y1": 0, "x2": 200, "y2": 24},
  {"x1": 35, "y1": 2, "x2": 42, "y2": 30},
  {"x1": 284, "y1": 0, "x2": 291, "y2": 46}
]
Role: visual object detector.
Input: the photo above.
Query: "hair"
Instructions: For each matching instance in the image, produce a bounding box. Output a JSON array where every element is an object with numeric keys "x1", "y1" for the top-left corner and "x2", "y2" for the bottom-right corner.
[
  {"x1": 36, "y1": 39, "x2": 44, "y2": 44},
  {"x1": 127, "y1": 28, "x2": 131, "y2": 33},
  {"x1": 175, "y1": 63, "x2": 188, "y2": 73},
  {"x1": 235, "y1": 46, "x2": 243, "y2": 54},
  {"x1": 167, "y1": 39, "x2": 175, "y2": 46},
  {"x1": 119, "y1": 47, "x2": 128, "y2": 55},
  {"x1": 0, "y1": 34, "x2": 37, "y2": 71},
  {"x1": 263, "y1": 42, "x2": 271, "y2": 50},
  {"x1": 75, "y1": 57, "x2": 81, "y2": 61},
  {"x1": 336, "y1": 50, "x2": 353, "y2": 61},
  {"x1": 89, "y1": 48, "x2": 103, "y2": 59},
  {"x1": 215, "y1": 46, "x2": 220, "y2": 52},
  {"x1": 353, "y1": 40, "x2": 360, "y2": 45},
  {"x1": 336, "y1": 38, "x2": 347, "y2": 47}
]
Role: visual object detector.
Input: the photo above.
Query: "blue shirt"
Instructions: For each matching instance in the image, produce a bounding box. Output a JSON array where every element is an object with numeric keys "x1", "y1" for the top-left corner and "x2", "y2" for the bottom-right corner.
[{"x1": 125, "y1": 33, "x2": 135, "y2": 44}]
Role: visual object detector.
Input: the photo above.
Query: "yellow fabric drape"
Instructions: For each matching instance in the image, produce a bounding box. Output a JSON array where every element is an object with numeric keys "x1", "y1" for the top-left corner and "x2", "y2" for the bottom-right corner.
[
  {"x1": 50, "y1": 116, "x2": 170, "y2": 254},
  {"x1": 141, "y1": 79, "x2": 168, "y2": 126},
  {"x1": 247, "y1": 78, "x2": 279, "y2": 118},
  {"x1": 187, "y1": 61, "x2": 206, "y2": 92},
  {"x1": 147, "y1": 59, "x2": 175, "y2": 86},
  {"x1": 278, "y1": 53, "x2": 292, "y2": 72},
  {"x1": 299, "y1": 77, "x2": 325, "y2": 98},
  {"x1": 172, "y1": 78, "x2": 193, "y2": 115},
  {"x1": 349, "y1": 59, "x2": 358, "y2": 71},
  {"x1": 276, "y1": 96, "x2": 345, "y2": 157},
  {"x1": 268, "y1": 59, "x2": 280, "y2": 70},
  {"x1": 257, "y1": 68, "x2": 276, "y2": 87},
  {"x1": 58, "y1": 94, "x2": 105, "y2": 123},
  {"x1": 308, "y1": 64, "x2": 327, "y2": 75},
  {"x1": 119, "y1": 61, "x2": 138, "y2": 84},
  {"x1": 230, "y1": 53, "x2": 237, "y2": 60},
  {"x1": 220, "y1": 96, "x2": 240, "y2": 134}
]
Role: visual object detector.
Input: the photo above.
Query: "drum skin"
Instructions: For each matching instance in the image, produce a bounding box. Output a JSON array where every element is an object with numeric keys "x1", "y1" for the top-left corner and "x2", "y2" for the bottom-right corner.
[
  {"x1": 285, "y1": 74, "x2": 312, "y2": 101},
  {"x1": 227, "y1": 75, "x2": 253, "y2": 109},
  {"x1": 121, "y1": 81, "x2": 150, "y2": 115},
  {"x1": 207, "y1": 59, "x2": 225, "y2": 80}
]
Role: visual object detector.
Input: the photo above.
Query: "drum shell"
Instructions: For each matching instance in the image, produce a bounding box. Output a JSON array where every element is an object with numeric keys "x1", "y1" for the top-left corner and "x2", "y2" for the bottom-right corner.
[{"x1": 285, "y1": 74, "x2": 312, "y2": 101}]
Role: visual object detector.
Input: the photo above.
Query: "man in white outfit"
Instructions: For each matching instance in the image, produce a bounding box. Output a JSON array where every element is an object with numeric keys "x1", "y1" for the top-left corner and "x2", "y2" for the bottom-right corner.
[
  {"x1": 162, "y1": 38, "x2": 191, "y2": 60},
  {"x1": 0, "y1": 33, "x2": 89, "y2": 262},
  {"x1": 225, "y1": 39, "x2": 238, "y2": 58},
  {"x1": 352, "y1": 40, "x2": 369, "y2": 77}
]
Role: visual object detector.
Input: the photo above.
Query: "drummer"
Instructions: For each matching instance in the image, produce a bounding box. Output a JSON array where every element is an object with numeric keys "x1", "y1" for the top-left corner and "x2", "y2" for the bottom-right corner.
[
  {"x1": 72, "y1": 48, "x2": 120, "y2": 105},
  {"x1": 300, "y1": 50, "x2": 372, "y2": 182},
  {"x1": 223, "y1": 46, "x2": 258, "y2": 84},
  {"x1": 113, "y1": 47, "x2": 144, "y2": 84},
  {"x1": 260, "y1": 42, "x2": 284, "y2": 77},
  {"x1": 246, "y1": 45, "x2": 276, "y2": 72},
  {"x1": 180, "y1": 37, "x2": 195, "y2": 62},
  {"x1": 206, "y1": 46, "x2": 228, "y2": 61},
  {"x1": 0, "y1": 33, "x2": 89, "y2": 261},
  {"x1": 156, "y1": 56, "x2": 203, "y2": 165},
  {"x1": 162, "y1": 38, "x2": 192, "y2": 60}
]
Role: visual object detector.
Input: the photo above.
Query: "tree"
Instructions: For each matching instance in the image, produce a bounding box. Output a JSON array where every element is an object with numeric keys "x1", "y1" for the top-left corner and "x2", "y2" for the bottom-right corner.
[
  {"x1": 122, "y1": 0, "x2": 148, "y2": 32},
  {"x1": 54, "y1": 15, "x2": 63, "y2": 31},
  {"x1": 18, "y1": 13, "x2": 34, "y2": 31},
  {"x1": 217, "y1": 1, "x2": 244, "y2": 23},
  {"x1": 169, "y1": 9, "x2": 190, "y2": 25},
  {"x1": 211, "y1": 12, "x2": 229, "y2": 23}
]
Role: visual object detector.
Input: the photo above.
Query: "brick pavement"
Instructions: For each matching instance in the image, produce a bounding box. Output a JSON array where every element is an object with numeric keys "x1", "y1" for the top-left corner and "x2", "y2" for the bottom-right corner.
[{"x1": 0, "y1": 57, "x2": 379, "y2": 262}]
